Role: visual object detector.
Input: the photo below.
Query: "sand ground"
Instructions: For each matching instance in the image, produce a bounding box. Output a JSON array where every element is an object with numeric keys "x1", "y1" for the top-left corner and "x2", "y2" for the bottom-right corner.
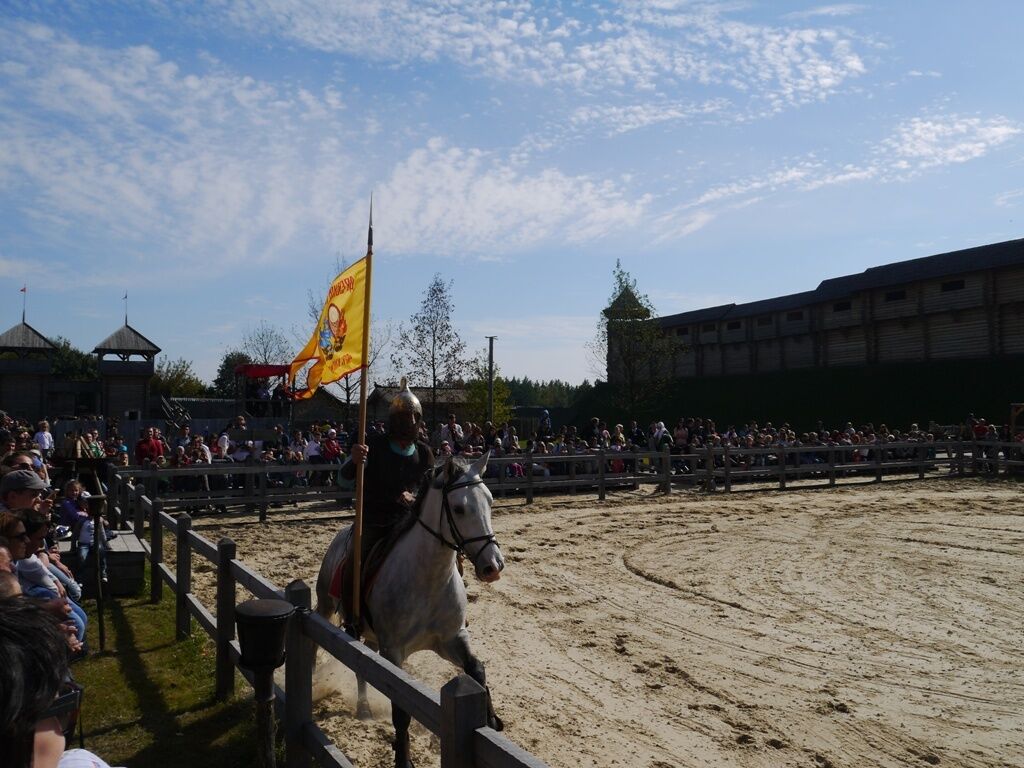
[{"x1": 187, "y1": 477, "x2": 1024, "y2": 768}]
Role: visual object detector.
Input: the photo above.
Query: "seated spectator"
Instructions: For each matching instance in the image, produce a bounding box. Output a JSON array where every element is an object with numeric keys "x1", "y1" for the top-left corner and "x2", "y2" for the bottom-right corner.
[
  {"x1": 0, "y1": 596, "x2": 120, "y2": 767},
  {"x1": 1, "y1": 470, "x2": 53, "y2": 516}
]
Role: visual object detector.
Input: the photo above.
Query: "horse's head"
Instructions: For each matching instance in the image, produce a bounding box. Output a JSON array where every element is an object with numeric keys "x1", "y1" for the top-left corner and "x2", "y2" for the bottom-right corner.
[{"x1": 429, "y1": 451, "x2": 505, "y2": 582}]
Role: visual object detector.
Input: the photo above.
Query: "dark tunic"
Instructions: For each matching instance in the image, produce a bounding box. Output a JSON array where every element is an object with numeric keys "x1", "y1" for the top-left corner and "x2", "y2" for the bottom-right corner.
[
  {"x1": 338, "y1": 432, "x2": 433, "y2": 623},
  {"x1": 340, "y1": 432, "x2": 433, "y2": 549}
]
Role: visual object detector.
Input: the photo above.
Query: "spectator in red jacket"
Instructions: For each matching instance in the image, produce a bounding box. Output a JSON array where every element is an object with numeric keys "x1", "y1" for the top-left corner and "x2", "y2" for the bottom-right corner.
[{"x1": 133, "y1": 427, "x2": 164, "y2": 465}]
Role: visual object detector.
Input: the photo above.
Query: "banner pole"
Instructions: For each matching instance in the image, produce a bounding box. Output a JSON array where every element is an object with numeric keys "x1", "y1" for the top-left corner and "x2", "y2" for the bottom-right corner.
[{"x1": 351, "y1": 201, "x2": 373, "y2": 633}]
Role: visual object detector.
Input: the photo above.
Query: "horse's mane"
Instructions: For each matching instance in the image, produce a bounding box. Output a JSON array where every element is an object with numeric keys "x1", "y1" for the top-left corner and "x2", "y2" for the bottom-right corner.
[{"x1": 389, "y1": 456, "x2": 472, "y2": 540}]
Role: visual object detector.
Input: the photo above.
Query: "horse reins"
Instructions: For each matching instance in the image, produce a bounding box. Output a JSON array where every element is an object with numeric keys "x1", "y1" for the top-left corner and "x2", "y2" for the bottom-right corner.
[{"x1": 417, "y1": 475, "x2": 501, "y2": 569}]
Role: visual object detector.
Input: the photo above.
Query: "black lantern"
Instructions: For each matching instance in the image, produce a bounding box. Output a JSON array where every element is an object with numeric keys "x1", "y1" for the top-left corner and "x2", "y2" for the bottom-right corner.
[
  {"x1": 235, "y1": 598, "x2": 295, "y2": 768},
  {"x1": 235, "y1": 598, "x2": 295, "y2": 671}
]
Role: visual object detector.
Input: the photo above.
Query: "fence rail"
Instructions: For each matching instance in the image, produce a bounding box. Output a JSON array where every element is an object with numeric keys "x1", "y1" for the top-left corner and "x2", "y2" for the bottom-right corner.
[
  {"x1": 117, "y1": 477, "x2": 548, "y2": 768},
  {"x1": 115, "y1": 441, "x2": 1023, "y2": 523}
]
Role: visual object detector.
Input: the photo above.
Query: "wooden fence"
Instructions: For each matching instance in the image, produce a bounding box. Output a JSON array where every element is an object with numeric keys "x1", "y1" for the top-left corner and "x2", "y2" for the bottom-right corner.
[
  {"x1": 108, "y1": 440, "x2": 1024, "y2": 526},
  {"x1": 113, "y1": 481, "x2": 548, "y2": 768}
]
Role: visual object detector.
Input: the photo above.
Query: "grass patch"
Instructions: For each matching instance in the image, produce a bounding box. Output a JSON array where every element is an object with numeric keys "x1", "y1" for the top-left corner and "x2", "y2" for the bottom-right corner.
[{"x1": 72, "y1": 573, "x2": 263, "y2": 768}]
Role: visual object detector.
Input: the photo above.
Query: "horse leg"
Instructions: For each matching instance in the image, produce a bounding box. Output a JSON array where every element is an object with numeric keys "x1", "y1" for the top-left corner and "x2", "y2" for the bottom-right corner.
[
  {"x1": 349, "y1": 630, "x2": 373, "y2": 720},
  {"x1": 314, "y1": 583, "x2": 373, "y2": 719},
  {"x1": 381, "y1": 647, "x2": 413, "y2": 768},
  {"x1": 439, "y1": 630, "x2": 504, "y2": 731}
]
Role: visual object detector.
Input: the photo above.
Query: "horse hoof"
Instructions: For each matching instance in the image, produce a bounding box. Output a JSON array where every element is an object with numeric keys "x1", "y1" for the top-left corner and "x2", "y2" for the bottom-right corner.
[
  {"x1": 356, "y1": 701, "x2": 373, "y2": 720},
  {"x1": 489, "y1": 713, "x2": 504, "y2": 732}
]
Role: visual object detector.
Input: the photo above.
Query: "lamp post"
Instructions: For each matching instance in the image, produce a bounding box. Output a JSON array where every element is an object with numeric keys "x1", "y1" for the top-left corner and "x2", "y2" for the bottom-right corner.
[
  {"x1": 235, "y1": 598, "x2": 295, "y2": 768},
  {"x1": 486, "y1": 336, "x2": 497, "y2": 424}
]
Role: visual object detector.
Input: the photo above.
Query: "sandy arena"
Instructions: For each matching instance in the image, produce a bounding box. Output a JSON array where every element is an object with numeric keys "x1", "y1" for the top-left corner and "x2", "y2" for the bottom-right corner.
[{"x1": 189, "y1": 477, "x2": 1024, "y2": 768}]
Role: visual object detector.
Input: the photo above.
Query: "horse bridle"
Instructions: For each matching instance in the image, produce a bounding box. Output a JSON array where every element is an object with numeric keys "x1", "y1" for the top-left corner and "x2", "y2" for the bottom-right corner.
[{"x1": 417, "y1": 474, "x2": 501, "y2": 569}]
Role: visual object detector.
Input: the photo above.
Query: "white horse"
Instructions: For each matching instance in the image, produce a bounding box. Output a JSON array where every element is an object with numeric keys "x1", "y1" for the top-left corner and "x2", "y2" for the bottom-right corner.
[{"x1": 315, "y1": 451, "x2": 505, "y2": 768}]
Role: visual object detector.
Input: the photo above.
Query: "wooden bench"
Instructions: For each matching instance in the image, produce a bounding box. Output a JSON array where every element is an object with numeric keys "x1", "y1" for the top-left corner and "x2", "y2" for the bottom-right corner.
[{"x1": 58, "y1": 530, "x2": 146, "y2": 597}]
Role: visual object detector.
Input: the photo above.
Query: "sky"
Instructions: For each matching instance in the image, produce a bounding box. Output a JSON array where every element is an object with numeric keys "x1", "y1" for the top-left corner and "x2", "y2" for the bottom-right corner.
[{"x1": 1, "y1": 1, "x2": 1022, "y2": 387}]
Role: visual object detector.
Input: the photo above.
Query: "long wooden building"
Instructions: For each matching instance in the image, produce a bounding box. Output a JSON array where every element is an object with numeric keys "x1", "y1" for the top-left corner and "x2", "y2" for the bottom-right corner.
[{"x1": 649, "y1": 237, "x2": 1024, "y2": 379}]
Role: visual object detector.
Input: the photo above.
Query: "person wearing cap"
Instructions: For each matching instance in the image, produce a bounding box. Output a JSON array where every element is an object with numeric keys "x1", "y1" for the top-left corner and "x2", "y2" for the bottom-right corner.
[
  {"x1": 0, "y1": 470, "x2": 53, "y2": 516},
  {"x1": 339, "y1": 378, "x2": 433, "y2": 622}
]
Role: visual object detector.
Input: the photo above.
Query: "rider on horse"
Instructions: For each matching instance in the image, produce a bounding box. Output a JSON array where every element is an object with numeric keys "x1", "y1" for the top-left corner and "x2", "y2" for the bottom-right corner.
[{"x1": 339, "y1": 378, "x2": 433, "y2": 626}]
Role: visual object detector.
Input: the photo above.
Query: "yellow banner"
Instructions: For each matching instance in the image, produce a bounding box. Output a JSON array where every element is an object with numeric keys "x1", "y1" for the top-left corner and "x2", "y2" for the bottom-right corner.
[{"x1": 289, "y1": 258, "x2": 368, "y2": 399}]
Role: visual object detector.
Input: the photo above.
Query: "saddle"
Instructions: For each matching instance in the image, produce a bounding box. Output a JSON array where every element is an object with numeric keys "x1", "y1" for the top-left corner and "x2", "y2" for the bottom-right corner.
[
  {"x1": 328, "y1": 525, "x2": 467, "y2": 634},
  {"x1": 328, "y1": 531, "x2": 400, "y2": 632}
]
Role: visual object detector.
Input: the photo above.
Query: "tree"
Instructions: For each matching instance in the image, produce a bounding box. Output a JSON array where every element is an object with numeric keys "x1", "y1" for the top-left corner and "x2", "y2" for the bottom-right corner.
[
  {"x1": 211, "y1": 350, "x2": 252, "y2": 399},
  {"x1": 390, "y1": 274, "x2": 467, "y2": 426},
  {"x1": 48, "y1": 337, "x2": 98, "y2": 380},
  {"x1": 241, "y1": 321, "x2": 292, "y2": 365},
  {"x1": 591, "y1": 260, "x2": 680, "y2": 416},
  {"x1": 151, "y1": 356, "x2": 209, "y2": 397},
  {"x1": 464, "y1": 348, "x2": 513, "y2": 426}
]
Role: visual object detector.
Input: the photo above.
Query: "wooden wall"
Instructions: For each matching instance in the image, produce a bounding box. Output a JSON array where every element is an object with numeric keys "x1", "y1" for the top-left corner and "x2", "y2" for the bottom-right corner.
[{"x1": 644, "y1": 265, "x2": 1024, "y2": 381}]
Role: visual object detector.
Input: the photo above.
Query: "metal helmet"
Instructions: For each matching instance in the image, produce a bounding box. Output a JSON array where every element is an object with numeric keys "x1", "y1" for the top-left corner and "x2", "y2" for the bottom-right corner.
[{"x1": 388, "y1": 377, "x2": 422, "y2": 440}]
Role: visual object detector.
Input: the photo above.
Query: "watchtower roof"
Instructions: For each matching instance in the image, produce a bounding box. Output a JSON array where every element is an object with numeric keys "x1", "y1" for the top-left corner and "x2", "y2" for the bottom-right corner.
[
  {"x1": 0, "y1": 321, "x2": 56, "y2": 352},
  {"x1": 93, "y1": 323, "x2": 161, "y2": 356}
]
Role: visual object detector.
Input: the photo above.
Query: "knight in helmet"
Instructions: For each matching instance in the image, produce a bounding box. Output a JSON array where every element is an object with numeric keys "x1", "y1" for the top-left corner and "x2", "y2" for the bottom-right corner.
[{"x1": 339, "y1": 377, "x2": 434, "y2": 619}]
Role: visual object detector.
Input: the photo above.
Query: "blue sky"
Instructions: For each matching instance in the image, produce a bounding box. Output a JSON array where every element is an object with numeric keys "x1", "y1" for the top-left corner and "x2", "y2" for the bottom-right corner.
[{"x1": 1, "y1": 1, "x2": 1021, "y2": 386}]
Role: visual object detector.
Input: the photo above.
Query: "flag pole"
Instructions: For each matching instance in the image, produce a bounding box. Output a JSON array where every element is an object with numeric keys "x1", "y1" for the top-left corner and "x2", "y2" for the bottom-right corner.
[{"x1": 351, "y1": 196, "x2": 373, "y2": 634}]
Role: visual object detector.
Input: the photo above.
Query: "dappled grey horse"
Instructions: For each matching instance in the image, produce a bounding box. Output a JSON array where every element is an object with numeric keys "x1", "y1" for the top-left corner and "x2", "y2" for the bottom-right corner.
[{"x1": 315, "y1": 451, "x2": 505, "y2": 768}]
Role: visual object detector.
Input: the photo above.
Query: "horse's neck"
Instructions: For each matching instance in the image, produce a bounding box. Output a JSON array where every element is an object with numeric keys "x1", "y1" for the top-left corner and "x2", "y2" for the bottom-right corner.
[{"x1": 396, "y1": 502, "x2": 458, "y2": 582}]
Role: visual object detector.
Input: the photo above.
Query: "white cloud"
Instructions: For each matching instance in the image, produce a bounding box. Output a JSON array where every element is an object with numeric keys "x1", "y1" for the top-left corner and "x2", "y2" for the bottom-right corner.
[
  {"x1": 358, "y1": 138, "x2": 648, "y2": 256},
  {"x1": 570, "y1": 99, "x2": 730, "y2": 136},
  {"x1": 784, "y1": 4, "x2": 868, "y2": 20},
  {"x1": 877, "y1": 115, "x2": 1022, "y2": 173},
  {"x1": 653, "y1": 111, "x2": 1022, "y2": 240},
  {"x1": 211, "y1": 1, "x2": 867, "y2": 107},
  {"x1": 995, "y1": 189, "x2": 1024, "y2": 208},
  {"x1": 0, "y1": 21, "x2": 649, "y2": 270}
]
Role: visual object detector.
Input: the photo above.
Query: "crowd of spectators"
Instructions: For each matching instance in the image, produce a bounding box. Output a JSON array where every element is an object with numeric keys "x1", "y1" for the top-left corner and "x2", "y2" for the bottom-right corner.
[{"x1": 410, "y1": 411, "x2": 1017, "y2": 480}]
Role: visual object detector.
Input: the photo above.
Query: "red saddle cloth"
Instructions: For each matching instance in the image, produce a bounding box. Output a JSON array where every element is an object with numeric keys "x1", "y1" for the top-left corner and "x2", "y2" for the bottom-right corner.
[{"x1": 328, "y1": 538, "x2": 392, "y2": 629}]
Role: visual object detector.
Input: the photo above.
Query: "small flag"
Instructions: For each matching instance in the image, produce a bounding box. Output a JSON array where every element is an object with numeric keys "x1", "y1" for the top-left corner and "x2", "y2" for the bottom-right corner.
[
  {"x1": 19, "y1": 285, "x2": 26, "y2": 293},
  {"x1": 289, "y1": 257, "x2": 370, "y2": 399}
]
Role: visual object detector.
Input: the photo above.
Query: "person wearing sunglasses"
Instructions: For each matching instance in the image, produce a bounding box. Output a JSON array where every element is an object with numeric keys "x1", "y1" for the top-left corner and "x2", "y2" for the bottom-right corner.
[
  {"x1": 0, "y1": 469, "x2": 54, "y2": 517},
  {"x1": 0, "y1": 597, "x2": 117, "y2": 768}
]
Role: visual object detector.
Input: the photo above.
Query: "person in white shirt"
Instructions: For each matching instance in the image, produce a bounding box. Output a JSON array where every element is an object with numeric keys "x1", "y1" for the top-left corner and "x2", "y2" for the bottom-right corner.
[{"x1": 33, "y1": 421, "x2": 54, "y2": 459}]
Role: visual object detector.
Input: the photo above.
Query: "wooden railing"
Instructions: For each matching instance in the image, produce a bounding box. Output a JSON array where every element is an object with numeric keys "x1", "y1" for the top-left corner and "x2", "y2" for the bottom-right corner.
[
  {"x1": 116, "y1": 484, "x2": 547, "y2": 768},
  {"x1": 106, "y1": 440, "x2": 1024, "y2": 525}
]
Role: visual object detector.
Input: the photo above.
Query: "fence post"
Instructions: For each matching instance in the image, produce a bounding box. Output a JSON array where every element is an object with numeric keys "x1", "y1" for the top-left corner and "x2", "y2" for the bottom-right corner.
[
  {"x1": 150, "y1": 463, "x2": 161, "y2": 501},
  {"x1": 597, "y1": 449, "x2": 606, "y2": 501},
  {"x1": 108, "y1": 470, "x2": 121, "y2": 528},
  {"x1": 129, "y1": 483, "x2": 143, "y2": 535},
  {"x1": 525, "y1": 452, "x2": 534, "y2": 504},
  {"x1": 245, "y1": 456, "x2": 256, "y2": 516},
  {"x1": 828, "y1": 449, "x2": 836, "y2": 486},
  {"x1": 258, "y1": 463, "x2": 268, "y2": 523},
  {"x1": 972, "y1": 440, "x2": 980, "y2": 475},
  {"x1": 215, "y1": 538, "x2": 237, "y2": 702},
  {"x1": 917, "y1": 444, "x2": 926, "y2": 480},
  {"x1": 285, "y1": 579, "x2": 313, "y2": 768},
  {"x1": 176, "y1": 512, "x2": 192, "y2": 640},
  {"x1": 440, "y1": 674, "x2": 488, "y2": 768},
  {"x1": 874, "y1": 442, "x2": 883, "y2": 483},
  {"x1": 723, "y1": 445, "x2": 731, "y2": 493},
  {"x1": 778, "y1": 447, "x2": 786, "y2": 490},
  {"x1": 957, "y1": 440, "x2": 965, "y2": 476},
  {"x1": 663, "y1": 444, "x2": 671, "y2": 493},
  {"x1": 150, "y1": 500, "x2": 163, "y2": 603},
  {"x1": 702, "y1": 445, "x2": 713, "y2": 492},
  {"x1": 569, "y1": 455, "x2": 577, "y2": 495}
]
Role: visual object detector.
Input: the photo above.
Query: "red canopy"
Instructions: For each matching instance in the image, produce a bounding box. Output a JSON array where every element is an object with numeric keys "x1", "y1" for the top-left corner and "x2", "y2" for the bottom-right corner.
[{"x1": 234, "y1": 363, "x2": 290, "y2": 378}]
